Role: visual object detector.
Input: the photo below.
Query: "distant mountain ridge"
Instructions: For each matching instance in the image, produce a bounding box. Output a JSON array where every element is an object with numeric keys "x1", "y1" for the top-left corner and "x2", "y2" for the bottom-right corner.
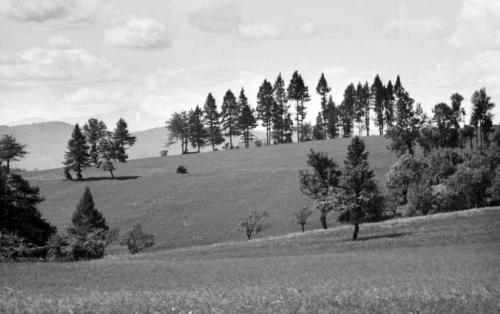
[{"x1": 0, "y1": 121, "x2": 266, "y2": 171}]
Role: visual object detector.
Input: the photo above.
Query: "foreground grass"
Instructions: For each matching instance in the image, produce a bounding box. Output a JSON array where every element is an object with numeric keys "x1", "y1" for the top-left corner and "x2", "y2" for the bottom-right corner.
[{"x1": 1, "y1": 207, "x2": 499, "y2": 313}]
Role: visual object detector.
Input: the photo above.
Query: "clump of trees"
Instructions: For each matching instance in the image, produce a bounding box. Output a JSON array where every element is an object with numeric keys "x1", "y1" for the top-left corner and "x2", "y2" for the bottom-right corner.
[
  {"x1": 238, "y1": 210, "x2": 269, "y2": 240},
  {"x1": 64, "y1": 118, "x2": 136, "y2": 180},
  {"x1": 299, "y1": 137, "x2": 383, "y2": 239}
]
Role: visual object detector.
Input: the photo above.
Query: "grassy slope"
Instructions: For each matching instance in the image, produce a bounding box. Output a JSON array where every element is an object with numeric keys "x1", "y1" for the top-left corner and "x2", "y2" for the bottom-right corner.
[
  {"x1": 24, "y1": 136, "x2": 397, "y2": 250},
  {"x1": 1, "y1": 207, "x2": 499, "y2": 313}
]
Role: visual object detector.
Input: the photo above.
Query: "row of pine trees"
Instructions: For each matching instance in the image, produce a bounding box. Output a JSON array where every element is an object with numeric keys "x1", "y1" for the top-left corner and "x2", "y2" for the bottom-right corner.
[
  {"x1": 167, "y1": 71, "x2": 496, "y2": 156},
  {"x1": 64, "y1": 118, "x2": 136, "y2": 180}
]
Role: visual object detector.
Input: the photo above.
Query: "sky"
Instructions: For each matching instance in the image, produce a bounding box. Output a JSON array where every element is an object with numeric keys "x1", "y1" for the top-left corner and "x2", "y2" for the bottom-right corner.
[{"x1": 0, "y1": 0, "x2": 499, "y2": 130}]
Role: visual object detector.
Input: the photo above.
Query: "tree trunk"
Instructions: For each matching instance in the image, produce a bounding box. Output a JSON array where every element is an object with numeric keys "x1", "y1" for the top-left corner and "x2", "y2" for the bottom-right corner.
[
  {"x1": 6, "y1": 159, "x2": 9, "y2": 173},
  {"x1": 109, "y1": 168, "x2": 114, "y2": 178},
  {"x1": 301, "y1": 224, "x2": 305, "y2": 232},
  {"x1": 352, "y1": 223, "x2": 359, "y2": 240},
  {"x1": 320, "y1": 215, "x2": 327, "y2": 229},
  {"x1": 77, "y1": 171, "x2": 82, "y2": 181}
]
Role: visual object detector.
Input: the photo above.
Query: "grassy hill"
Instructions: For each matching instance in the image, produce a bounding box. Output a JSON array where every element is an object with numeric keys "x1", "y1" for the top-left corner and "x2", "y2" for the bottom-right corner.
[
  {"x1": 24, "y1": 136, "x2": 397, "y2": 250},
  {"x1": 2, "y1": 207, "x2": 499, "y2": 313}
]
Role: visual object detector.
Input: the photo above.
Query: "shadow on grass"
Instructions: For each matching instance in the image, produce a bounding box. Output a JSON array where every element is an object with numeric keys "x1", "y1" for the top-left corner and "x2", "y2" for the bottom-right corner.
[
  {"x1": 77, "y1": 176, "x2": 141, "y2": 182},
  {"x1": 354, "y1": 232, "x2": 409, "y2": 242}
]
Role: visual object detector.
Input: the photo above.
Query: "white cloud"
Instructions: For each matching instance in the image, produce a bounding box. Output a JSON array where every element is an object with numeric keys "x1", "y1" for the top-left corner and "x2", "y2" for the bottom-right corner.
[
  {"x1": 189, "y1": 3, "x2": 241, "y2": 34},
  {"x1": 382, "y1": 17, "x2": 446, "y2": 38},
  {"x1": 105, "y1": 17, "x2": 172, "y2": 50},
  {"x1": 47, "y1": 35, "x2": 73, "y2": 49},
  {"x1": 0, "y1": 0, "x2": 97, "y2": 24},
  {"x1": 238, "y1": 21, "x2": 317, "y2": 38},
  {"x1": 0, "y1": 45, "x2": 118, "y2": 84},
  {"x1": 450, "y1": 0, "x2": 500, "y2": 49}
]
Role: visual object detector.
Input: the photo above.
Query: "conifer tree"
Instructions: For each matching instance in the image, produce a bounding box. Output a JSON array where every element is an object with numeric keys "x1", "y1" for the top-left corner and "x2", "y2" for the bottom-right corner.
[
  {"x1": 256, "y1": 80, "x2": 274, "y2": 145},
  {"x1": 0, "y1": 135, "x2": 27, "y2": 174},
  {"x1": 272, "y1": 73, "x2": 289, "y2": 144},
  {"x1": 189, "y1": 106, "x2": 208, "y2": 153},
  {"x1": 334, "y1": 137, "x2": 383, "y2": 240},
  {"x1": 371, "y1": 75, "x2": 385, "y2": 135},
  {"x1": 203, "y1": 93, "x2": 225, "y2": 151},
  {"x1": 0, "y1": 170, "x2": 56, "y2": 245},
  {"x1": 340, "y1": 83, "x2": 356, "y2": 137},
  {"x1": 221, "y1": 89, "x2": 240, "y2": 149},
  {"x1": 64, "y1": 124, "x2": 91, "y2": 180},
  {"x1": 326, "y1": 96, "x2": 338, "y2": 138},
  {"x1": 70, "y1": 187, "x2": 108, "y2": 234},
  {"x1": 113, "y1": 118, "x2": 136, "y2": 162},
  {"x1": 83, "y1": 118, "x2": 107, "y2": 165},
  {"x1": 450, "y1": 93, "x2": 465, "y2": 148},
  {"x1": 316, "y1": 73, "x2": 331, "y2": 139},
  {"x1": 362, "y1": 82, "x2": 371, "y2": 136},
  {"x1": 287, "y1": 71, "x2": 310, "y2": 142},
  {"x1": 354, "y1": 82, "x2": 366, "y2": 136},
  {"x1": 238, "y1": 94, "x2": 258, "y2": 148},
  {"x1": 384, "y1": 80, "x2": 395, "y2": 131}
]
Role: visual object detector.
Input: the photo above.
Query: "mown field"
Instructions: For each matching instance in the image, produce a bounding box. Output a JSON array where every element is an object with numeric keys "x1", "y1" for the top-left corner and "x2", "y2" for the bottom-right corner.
[
  {"x1": 1, "y1": 207, "x2": 499, "y2": 313},
  {"x1": 24, "y1": 136, "x2": 397, "y2": 250}
]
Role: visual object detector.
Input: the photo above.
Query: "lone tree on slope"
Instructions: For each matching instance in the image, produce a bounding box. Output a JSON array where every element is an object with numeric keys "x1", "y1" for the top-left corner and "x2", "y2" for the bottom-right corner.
[
  {"x1": 64, "y1": 124, "x2": 91, "y2": 181},
  {"x1": 238, "y1": 209, "x2": 269, "y2": 240},
  {"x1": 331, "y1": 136, "x2": 383, "y2": 240},
  {"x1": 0, "y1": 135, "x2": 27, "y2": 174},
  {"x1": 70, "y1": 186, "x2": 108, "y2": 234}
]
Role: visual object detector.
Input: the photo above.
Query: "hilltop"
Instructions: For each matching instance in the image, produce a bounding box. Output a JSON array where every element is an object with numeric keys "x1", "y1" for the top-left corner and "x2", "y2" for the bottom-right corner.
[{"x1": 24, "y1": 135, "x2": 397, "y2": 250}]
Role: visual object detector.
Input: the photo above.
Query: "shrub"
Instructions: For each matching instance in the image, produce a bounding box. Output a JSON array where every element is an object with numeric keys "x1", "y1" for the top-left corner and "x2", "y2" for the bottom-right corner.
[
  {"x1": 447, "y1": 165, "x2": 491, "y2": 209},
  {"x1": 176, "y1": 165, "x2": 188, "y2": 174},
  {"x1": 254, "y1": 138, "x2": 262, "y2": 147},
  {"x1": 487, "y1": 166, "x2": 500, "y2": 206},
  {"x1": 386, "y1": 154, "x2": 423, "y2": 205},
  {"x1": 0, "y1": 233, "x2": 47, "y2": 262},
  {"x1": 238, "y1": 210, "x2": 269, "y2": 240},
  {"x1": 294, "y1": 206, "x2": 313, "y2": 232},
  {"x1": 121, "y1": 224, "x2": 155, "y2": 254}
]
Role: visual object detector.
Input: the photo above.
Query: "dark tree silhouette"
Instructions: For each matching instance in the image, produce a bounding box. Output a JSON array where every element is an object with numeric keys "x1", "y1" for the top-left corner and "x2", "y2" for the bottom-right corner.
[
  {"x1": 0, "y1": 135, "x2": 27, "y2": 174},
  {"x1": 221, "y1": 89, "x2": 240, "y2": 149},
  {"x1": 64, "y1": 124, "x2": 91, "y2": 180},
  {"x1": 287, "y1": 71, "x2": 310, "y2": 142},
  {"x1": 203, "y1": 93, "x2": 225, "y2": 151}
]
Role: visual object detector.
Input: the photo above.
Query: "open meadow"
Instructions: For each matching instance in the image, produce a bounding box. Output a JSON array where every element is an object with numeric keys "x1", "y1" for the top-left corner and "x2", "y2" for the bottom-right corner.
[
  {"x1": 23, "y1": 136, "x2": 397, "y2": 250},
  {"x1": 1, "y1": 207, "x2": 499, "y2": 313}
]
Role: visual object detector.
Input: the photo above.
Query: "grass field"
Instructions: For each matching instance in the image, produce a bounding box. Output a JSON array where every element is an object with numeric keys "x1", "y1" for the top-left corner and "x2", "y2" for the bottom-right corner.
[
  {"x1": 23, "y1": 136, "x2": 397, "y2": 250},
  {"x1": 1, "y1": 207, "x2": 499, "y2": 313}
]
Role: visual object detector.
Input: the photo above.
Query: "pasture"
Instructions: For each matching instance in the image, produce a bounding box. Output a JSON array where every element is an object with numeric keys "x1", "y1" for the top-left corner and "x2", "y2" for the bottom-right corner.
[{"x1": 24, "y1": 136, "x2": 397, "y2": 250}]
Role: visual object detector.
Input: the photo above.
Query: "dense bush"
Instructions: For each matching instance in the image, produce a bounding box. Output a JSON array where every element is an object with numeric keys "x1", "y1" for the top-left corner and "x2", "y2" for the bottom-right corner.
[
  {"x1": 176, "y1": 165, "x2": 188, "y2": 174},
  {"x1": 385, "y1": 154, "x2": 423, "y2": 205},
  {"x1": 407, "y1": 183, "x2": 433, "y2": 216},
  {"x1": 121, "y1": 224, "x2": 155, "y2": 254},
  {"x1": 0, "y1": 233, "x2": 48, "y2": 261}
]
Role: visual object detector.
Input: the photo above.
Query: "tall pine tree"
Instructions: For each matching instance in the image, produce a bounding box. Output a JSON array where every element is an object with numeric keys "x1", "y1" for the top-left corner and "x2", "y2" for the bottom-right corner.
[
  {"x1": 316, "y1": 73, "x2": 331, "y2": 139},
  {"x1": 113, "y1": 118, "x2": 136, "y2": 162},
  {"x1": 272, "y1": 73, "x2": 289, "y2": 144},
  {"x1": 203, "y1": 93, "x2": 224, "y2": 151},
  {"x1": 340, "y1": 83, "x2": 356, "y2": 137},
  {"x1": 384, "y1": 80, "x2": 395, "y2": 131},
  {"x1": 257, "y1": 80, "x2": 274, "y2": 145},
  {"x1": 70, "y1": 187, "x2": 108, "y2": 234},
  {"x1": 221, "y1": 89, "x2": 240, "y2": 149},
  {"x1": 326, "y1": 96, "x2": 339, "y2": 138},
  {"x1": 189, "y1": 106, "x2": 208, "y2": 153},
  {"x1": 238, "y1": 93, "x2": 258, "y2": 148},
  {"x1": 287, "y1": 71, "x2": 310, "y2": 142},
  {"x1": 371, "y1": 75, "x2": 385, "y2": 135},
  {"x1": 64, "y1": 124, "x2": 91, "y2": 180}
]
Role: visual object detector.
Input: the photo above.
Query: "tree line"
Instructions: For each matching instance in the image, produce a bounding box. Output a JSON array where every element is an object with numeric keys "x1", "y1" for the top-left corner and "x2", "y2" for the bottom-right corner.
[{"x1": 64, "y1": 118, "x2": 136, "y2": 180}]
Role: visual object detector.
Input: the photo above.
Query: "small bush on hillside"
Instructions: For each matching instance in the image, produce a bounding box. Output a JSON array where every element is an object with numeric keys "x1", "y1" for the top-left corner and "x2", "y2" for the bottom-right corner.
[
  {"x1": 121, "y1": 224, "x2": 154, "y2": 254},
  {"x1": 0, "y1": 233, "x2": 48, "y2": 261},
  {"x1": 176, "y1": 165, "x2": 188, "y2": 174},
  {"x1": 238, "y1": 210, "x2": 269, "y2": 240},
  {"x1": 254, "y1": 139, "x2": 262, "y2": 147},
  {"x1": 294, "y1": 206, "x2": 313, "y2": 232}
]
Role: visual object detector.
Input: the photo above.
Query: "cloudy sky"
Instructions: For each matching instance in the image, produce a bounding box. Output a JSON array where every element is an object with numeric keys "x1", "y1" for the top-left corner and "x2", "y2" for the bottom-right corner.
[{"x1": 0, "y1": 0, "x2": 499, "y2": 130}]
